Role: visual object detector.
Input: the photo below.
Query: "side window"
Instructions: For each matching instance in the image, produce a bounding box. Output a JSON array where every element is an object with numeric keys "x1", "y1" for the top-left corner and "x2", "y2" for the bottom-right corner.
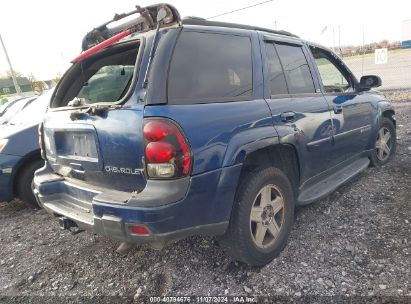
[
  {"x1": 168, "y1": 32, "x2": 253, "y2": 104},
  {"x1": 264, "y1": 42, "x2": 288, "y2": 95},
  {"x1": 275, "y1": 43, "x2": 316, "y2": 94},
  {"x1": 310, "y1": 47, "x2": 353, "y2": 93}
]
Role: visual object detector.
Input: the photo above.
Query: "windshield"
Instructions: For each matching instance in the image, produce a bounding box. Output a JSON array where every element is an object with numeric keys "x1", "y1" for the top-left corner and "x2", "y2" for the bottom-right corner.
[
  {"x1": 7, "y1": 90, "x2": 53, "y2": 125},
  {"x1": 0, "y1": 96, "x2": 31, "y2": 114},
  {"x1": 0, "y1": 104, "x2": 8, "y2": 115},
  {"x1": 0, "y1": 97, "x2": 36, "y2": 125}
]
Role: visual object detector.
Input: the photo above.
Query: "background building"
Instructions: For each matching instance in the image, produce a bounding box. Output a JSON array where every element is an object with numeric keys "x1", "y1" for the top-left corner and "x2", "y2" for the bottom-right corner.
[{"x1": 0, "y1": 77, "x2": 32, "y2": 94}]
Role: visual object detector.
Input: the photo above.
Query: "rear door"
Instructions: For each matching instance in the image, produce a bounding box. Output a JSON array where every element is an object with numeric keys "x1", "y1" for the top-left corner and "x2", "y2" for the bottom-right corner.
[
  {"x1": 262, "y1": 36, "x2": 334, "y2": 183},
  {"x1": 308, "y1": 45, "x2": 375, "y2": 162}
]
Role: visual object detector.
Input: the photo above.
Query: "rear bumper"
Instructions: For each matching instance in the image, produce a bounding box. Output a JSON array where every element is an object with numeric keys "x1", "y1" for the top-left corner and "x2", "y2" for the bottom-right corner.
[
  {"x1": 0, "y1": 153, "x2": 21, "y2": 202},
  {"x1": 33, "y1": 163, "x2": 242, "y2": 245}
]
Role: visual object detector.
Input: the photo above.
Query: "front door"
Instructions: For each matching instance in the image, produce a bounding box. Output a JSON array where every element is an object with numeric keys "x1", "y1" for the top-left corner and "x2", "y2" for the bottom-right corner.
[{"x1": 308, "y1": 45, "x2": 375, "y2": 163}]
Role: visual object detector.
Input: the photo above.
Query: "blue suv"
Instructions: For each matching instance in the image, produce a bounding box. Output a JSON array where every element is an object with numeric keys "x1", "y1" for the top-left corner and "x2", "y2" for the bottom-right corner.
[{"x1": 34, "y1": 4, "x2": 396, "y2": 266}]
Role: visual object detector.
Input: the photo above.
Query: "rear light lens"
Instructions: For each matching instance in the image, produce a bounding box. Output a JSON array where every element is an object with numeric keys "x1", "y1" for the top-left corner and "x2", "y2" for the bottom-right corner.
[
  {"x1": 143, "y1": 118, "x2": 192, "y2": 179},
  {"x1": 129, "y1": 225, "x2": 150, "y2": 235},
  {"x1": 143, "y1": 120, "x2": 174, "y2": 142},
  {"x1": 38, "y1": 123, "x2": 46, "y2": 160},
  {"x1": 146, "y1": 142, "x2": 175, "y2": 163}
]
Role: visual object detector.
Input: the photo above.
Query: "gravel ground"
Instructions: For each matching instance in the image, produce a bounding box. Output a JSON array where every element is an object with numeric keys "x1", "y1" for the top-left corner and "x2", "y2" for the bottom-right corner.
[
  {"x1": 0, "y1": 101, "x2": 410, "y2": 303},
  {"x1": 383, "y1": 90, "x2": 411, "y2": 102}
]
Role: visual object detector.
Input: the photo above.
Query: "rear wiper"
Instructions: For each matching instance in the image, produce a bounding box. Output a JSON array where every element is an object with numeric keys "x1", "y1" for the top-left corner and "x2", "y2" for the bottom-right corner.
[
  {"x1": 70, "y1": 103, "x2": 123, "y2": 120},
  {"x1": 68, "y1": 97, "x2": 88, "y2": 107}
]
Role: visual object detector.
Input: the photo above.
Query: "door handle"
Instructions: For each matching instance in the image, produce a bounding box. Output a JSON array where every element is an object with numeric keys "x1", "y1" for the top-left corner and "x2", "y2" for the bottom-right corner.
[
  {"x1": 334, "y1": 105, "x2": 343, "y2": 114},
  {"x1": 280, "y1": 111, "x2": 296, "y2": 122}
]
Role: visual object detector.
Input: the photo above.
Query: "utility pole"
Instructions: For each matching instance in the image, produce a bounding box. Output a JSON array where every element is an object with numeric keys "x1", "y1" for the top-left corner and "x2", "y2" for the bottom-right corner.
[
  {"x1": 338, "y1": 25, "x2": 342, "y2": 58},
  {"x1": 0, "y1": 34, "x2": 22, "y2": 94},
  {"x1": 362, "y1": 25, "x2": 365, "y2": 75}
]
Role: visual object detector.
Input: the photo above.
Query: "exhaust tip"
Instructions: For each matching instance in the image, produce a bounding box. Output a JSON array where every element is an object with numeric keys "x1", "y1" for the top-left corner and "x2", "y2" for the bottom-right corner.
[{"x1": 116, "y1": 242, "x2": 136, "y2": 255}]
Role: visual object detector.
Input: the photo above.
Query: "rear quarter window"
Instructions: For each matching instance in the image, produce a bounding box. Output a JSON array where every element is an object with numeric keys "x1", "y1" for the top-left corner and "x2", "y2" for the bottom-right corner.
[{"x1": 168, "y1": 31, "x2": 253, "y2": 104}]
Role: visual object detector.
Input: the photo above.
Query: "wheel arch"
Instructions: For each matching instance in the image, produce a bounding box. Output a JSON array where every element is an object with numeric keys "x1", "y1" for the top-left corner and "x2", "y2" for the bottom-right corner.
[
  {"x1": 11, "y1": 149, "x2": 43, "y2": 195},
  {"x1": 238, "y1": 144, "x2": 300, "y2": 195},
  {"x1": 216, "y1": 141, "x2": 301, "y2": 225},
  {"x1": 382, "y1": 109, "x2": 396, "y2": 127},
  {"x1": 378, "y1": 100, "x2": 396, "y2": 127}
]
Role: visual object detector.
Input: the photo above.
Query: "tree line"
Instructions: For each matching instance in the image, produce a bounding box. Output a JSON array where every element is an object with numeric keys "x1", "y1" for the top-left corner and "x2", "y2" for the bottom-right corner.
[{"x1": 0, "y1": 70, "x2": 61, "y2": 92}]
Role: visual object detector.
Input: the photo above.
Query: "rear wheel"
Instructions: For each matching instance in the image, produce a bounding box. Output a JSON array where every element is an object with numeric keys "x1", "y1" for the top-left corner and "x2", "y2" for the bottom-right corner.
[
  {"x1": 370, "y1": 117, "x2": 396, "y2": 166},
  {"x1": 219, "y1": 167, "x2": 295, "y2": 266},
  {"x1": 16, "y1": 160, "x2": 44, "y2": 209}
]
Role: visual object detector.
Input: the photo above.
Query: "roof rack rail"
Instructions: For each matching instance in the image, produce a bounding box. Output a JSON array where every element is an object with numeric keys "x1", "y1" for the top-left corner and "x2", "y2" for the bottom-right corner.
[{"x1": 182, "y1": 17, "x2": 299, "y2": 38}]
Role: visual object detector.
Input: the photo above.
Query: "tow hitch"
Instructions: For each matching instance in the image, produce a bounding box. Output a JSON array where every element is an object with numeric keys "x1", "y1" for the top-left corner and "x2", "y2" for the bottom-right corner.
[{"x1": 58, "y1": 217, "x2": 83, "y2": 234}]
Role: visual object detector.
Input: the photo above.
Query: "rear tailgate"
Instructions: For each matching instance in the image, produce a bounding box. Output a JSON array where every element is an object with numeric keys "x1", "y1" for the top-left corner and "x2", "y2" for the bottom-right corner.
[{"x1": 43, "y1": 106, "x2": 146, "y2": 193}]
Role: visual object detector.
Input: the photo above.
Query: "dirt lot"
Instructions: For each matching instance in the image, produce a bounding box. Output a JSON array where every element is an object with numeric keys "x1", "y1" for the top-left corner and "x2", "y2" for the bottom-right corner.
[
  {"x1": 344, "y1": 49, "x2": 411, "y2": 90},
  {"x1": 0, "y1": 98, "x2": 410, "y2": 303}
]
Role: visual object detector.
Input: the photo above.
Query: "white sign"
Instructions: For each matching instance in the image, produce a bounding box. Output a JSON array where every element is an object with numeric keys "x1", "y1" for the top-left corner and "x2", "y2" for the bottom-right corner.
[{"x1": 375, "y1": 48, "x2": 388, "y2": 64}]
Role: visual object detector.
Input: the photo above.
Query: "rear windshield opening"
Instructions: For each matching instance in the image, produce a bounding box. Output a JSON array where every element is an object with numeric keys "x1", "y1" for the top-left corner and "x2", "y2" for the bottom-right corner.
[{"x1": 52, "y1": 41, "x2": 140, "y2": 108}]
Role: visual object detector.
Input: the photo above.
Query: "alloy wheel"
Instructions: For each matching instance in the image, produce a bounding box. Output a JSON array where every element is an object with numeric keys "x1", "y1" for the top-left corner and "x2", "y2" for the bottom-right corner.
[
  {"x1": 375, "y1": 127, "x2": 393, "y2": 161},
  {"x1": 250, "y1": 184, "x2": 285, "y2": 249}
]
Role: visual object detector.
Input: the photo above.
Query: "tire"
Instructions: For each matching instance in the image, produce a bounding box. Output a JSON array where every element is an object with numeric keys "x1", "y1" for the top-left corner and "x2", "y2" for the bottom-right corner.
[
  {"x1": 218, "y1": 167, "x2": 295, "y2": 266},
  {"x1": 16, "y1": 160, "x2": 44, "y2": 209},
  {"x1": 370, "y1": 117, "x2": 396, "y2": 167}
]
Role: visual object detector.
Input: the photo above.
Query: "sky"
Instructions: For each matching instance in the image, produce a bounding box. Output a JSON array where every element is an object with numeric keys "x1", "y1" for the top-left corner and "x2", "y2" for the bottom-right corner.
[{"x1": 0, "y1": 0, "x2": 410, "y2": 80}]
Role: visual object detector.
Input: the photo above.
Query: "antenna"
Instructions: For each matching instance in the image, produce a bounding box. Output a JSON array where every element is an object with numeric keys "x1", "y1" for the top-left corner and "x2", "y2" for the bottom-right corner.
[{"x1": 207, "y1": 0, "x2": 275, "y2": 20}]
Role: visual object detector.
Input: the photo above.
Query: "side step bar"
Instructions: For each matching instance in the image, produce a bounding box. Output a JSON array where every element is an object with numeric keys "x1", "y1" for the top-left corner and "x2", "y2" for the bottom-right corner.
[{"x1": 297, "y1": 157, "x2": 370, "y2": 205}]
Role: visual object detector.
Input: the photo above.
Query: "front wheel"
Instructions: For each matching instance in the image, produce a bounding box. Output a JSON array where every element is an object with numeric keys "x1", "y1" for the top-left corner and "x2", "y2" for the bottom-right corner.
[
  {"x1": 370, "y1": 117, "x2": 396, "y2": 166},
  {"x1": 16, "y1": 160, "x2": 44, "y2": 209},
  {"x1": 218, "y1": 167, "x2": 295, "y2": 266}
]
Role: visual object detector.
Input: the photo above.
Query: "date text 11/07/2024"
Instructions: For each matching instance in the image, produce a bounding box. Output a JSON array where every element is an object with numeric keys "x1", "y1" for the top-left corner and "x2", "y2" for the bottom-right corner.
[{"x1": 148, "y1": 296, "x2": 258, "y2": 303}]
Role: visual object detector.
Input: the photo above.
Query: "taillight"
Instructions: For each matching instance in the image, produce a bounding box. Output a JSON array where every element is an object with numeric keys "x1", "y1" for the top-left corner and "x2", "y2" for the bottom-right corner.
[
  {"x1": 143, "y1": 118, "x2": 192, "y2": 179},
  {"x1": 38, "y1": 123, "x2": 46, "y2": 160}
]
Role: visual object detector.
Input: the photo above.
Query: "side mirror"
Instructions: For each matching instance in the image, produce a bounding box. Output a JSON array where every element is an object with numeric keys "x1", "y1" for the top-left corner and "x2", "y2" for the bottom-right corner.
[{"x1": 359, "y1": 75, "x2": 382, "y2": 90}]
